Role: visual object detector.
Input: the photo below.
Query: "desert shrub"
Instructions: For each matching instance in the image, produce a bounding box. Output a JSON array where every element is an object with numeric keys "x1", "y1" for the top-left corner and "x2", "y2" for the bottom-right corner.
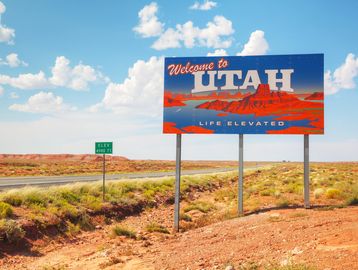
[
  {"x1": 0, "y1": 219, "x2": 25, "y2": 243},
  {"x1": 276, "y1": 198, "x2": 290, "y2": 208},
  {"x1": 259, "y1": 190, "x2": 273, "y2": 196},
  {"x1": 313, "y1": 188, "x2": 324, "y2": 199},
  {"x1": 325, "y1": 188, "x2": 342, "y2": 199},
  {"x1": 57, "y1": 189, "x2": 80, "y2": 204},
  {"x1": 22, "y1": 189, "x2": 47, "y2": 206},
  {"x1": 65, "y1": 221, "x2": 80, "y2": 236},
  {"x1": 346, "y1": 195, "x2": 358, "y2": 206},
  {"x1": 184, "y1": 201, "x2": 215, "y2": 213},
  {"x1": 112, "y1": 225, "x2": 136, "y2": 239},
  {"x1": 55, "y1": 200, "x2": 80, "y2": 219},
  {"x1": 77, "y1": 212, "x2": 94, "y2": 231},
  {"x1": 180, "y1": 213, "x2": 192, "y2": 222},
  {"x1": 80, "y1": 194, "x2": 102, "y2": 211},
  {"x1": 146, "y1": 222, "x2": 170, "y2": 234},
  {"x1": 0, "y1": 192, "x2": 23, "y2": 206},
  {"x1": 0, "y1": 202, "x2": 13, "y2": 218}
]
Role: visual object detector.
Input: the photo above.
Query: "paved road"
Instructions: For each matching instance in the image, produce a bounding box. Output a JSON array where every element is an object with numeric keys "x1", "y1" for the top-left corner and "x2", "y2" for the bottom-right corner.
[{"x1": 0, "y1": 167, "x2": 240, "y2": 189}]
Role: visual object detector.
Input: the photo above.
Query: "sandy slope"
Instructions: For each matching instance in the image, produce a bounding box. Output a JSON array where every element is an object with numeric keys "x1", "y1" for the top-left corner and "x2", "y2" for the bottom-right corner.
[{"x1": 1, "y1": 206, "x2": 357, "y2": 270}]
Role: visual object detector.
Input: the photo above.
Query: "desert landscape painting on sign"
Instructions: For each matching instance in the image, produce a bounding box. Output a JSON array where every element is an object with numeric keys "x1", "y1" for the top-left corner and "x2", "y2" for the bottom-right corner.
[{"x1": 163, "y1": 54, "x2": 324, "y2": 134}]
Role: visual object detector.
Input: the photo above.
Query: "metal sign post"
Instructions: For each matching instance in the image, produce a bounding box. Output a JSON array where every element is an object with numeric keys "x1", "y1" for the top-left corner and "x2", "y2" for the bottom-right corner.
[
  {"x1": 103, "y1": 154, "x2": 106, "y2": 201},
  {"x1": 174, "y1": 134, "x2": 182, "y2": 232},
  {"x1": 95, "y1": 142, "x2": 113, "y2": 202},
  {"x1": 238, "y1": 134, "x2": 244, "y2": 216},
  {"x1": 304, "y1": 135, "x2": 310, "y2": 208}
]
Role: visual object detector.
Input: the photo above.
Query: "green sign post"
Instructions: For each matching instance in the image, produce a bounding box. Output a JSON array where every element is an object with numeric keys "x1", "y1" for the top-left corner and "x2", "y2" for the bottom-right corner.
[{"x1": 95, "y1": 142, "x2": 113, "y2": 201}]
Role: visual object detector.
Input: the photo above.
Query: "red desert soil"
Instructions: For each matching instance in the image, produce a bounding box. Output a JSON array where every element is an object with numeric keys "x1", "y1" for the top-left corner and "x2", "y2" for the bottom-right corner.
[{"x1": 1, "y1": 206, "x2": 357, "y2": 270}]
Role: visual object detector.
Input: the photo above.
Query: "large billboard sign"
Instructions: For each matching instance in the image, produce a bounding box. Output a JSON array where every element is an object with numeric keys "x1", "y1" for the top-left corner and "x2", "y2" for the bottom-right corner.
[{"x1": 163, "y1": 54, "x2": 324, "y2": 134}]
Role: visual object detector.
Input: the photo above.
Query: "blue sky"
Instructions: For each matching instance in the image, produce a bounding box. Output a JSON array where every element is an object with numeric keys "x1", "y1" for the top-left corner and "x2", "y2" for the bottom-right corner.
[{"x1": 0, "y1": 0, "x2": 357, "y2": 161}]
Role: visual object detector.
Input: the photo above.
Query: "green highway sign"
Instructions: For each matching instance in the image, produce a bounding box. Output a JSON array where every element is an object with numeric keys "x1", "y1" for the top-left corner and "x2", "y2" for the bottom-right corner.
[{"x1": 95, "y1": 142, "x2": 113, "y2": 154}]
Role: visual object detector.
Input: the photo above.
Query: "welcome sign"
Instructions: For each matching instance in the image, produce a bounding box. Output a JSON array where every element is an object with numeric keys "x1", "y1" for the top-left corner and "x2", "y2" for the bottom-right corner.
[{"x1": 163, "y1": 54, "x2": 324, "y2": 134}]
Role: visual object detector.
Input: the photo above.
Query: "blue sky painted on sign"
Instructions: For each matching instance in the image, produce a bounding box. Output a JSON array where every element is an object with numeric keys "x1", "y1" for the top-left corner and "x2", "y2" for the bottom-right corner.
[{"x1": 0, "y1": 0, "x2": 357, "y2": 161}]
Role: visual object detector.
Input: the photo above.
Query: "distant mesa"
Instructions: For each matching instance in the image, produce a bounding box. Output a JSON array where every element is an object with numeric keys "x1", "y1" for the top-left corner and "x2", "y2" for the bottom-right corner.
[
  {"x1": 0, "y1": 154, "x2": 129, "y2": 162},
  {"x1": 304, "y1": 92, "x2": 324, "y2": 100}
]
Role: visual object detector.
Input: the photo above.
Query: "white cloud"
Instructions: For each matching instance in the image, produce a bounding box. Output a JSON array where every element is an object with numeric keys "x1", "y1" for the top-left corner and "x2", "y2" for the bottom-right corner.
[
  {"x1": 237, "y1": 30, "x2": 269, "y2": 56},
  {"x1": 0, "y1": 1, "x2": 5, "y2": 14},
  {"x1": 0, "y1": 56, "x2": 107, "y2": 91},
  {"x1": 0, "y1": 1, "x2": 15, "y2": 44},
  {"x1": 190, "y1": 0, "x2": 217, "y2": 11},
  {"x1": 9, "y1": 91, "x2": 76, "y2": 114},
  {"x1": 0, "y1": 85, "x2": 3, "y2": 96},
  {"x1": 152, "y1": 15, "x2": 234, "y2": 50},
  {"x1": 49, "y1": 56, "x2": 105, "y2": 91},
  {"x1": 101, "y1": 56, "x2": 164, "y2": 116},
  {"x1": 9, "y1": 92, "x2": 19, "y2": 99},
  {"x1": 0, "y1": 25, "x2": 14, "y2": 43},
  {"x1": 133, "y1": 2, "x2": 163, "y2": 38},
  {"x1": 0, "y1": 53, "x2": 28, "y2": 67},
  {"x1": 0, "y1": 71, "x2": 49, "y2": 90},
  {"x1": 325, "y1": 53, "x2": 358, "y2": 95},
  {"x1": 207, "y1": 49, "x2": 228, "y2": 56}
]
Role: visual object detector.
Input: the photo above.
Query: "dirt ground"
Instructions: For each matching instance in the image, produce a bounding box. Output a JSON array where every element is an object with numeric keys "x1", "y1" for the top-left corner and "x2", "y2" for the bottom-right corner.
[{"x1": 1, "y1": 206, "x2": 357, "y2": 270}]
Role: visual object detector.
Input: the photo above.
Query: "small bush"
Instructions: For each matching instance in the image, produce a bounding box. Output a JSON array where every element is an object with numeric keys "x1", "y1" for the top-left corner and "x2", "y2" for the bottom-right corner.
[
  {"x1": 77, "y1": 212, "x2": 94, "y2": 231},
  {"x1": 0, "y1": 219, "x2": 25, "y2": 243},
  {"x1": 313, "y1": 188, "x2": 324, "y2": 199},
  {"x1": 0, "y1": 202, "x2": 13, "y2": 218},
  {"x1": 112, "y1": 225, "x2": 136, "y2": 239},
  {"x1": 146, "y1": 222, "x2": 170, "y2": 234},
  {"x1": 1, "y1": 193, "x2": 23, "y2": 206},
  {"x1": 180, "y1": 213, "x2": 192, "y2": 222},
  {"x1": 66, "y1": 221, "x2": 80, "y2": 236},
  {"x1": 346, "y1": 196, "x2": 358, "y2": 206},
  {"x1": 276, "y1": 198, "x2": 290, "y2": 208},
  {"x1": 325, "y1": 188, "x2": 342, "y2": 199},
  {"x1": 183, "y1": 201, "x2": 215, "y2": 213},
  {"x1": 259, "y1": 190, "x2": 272, "y2": 196}
]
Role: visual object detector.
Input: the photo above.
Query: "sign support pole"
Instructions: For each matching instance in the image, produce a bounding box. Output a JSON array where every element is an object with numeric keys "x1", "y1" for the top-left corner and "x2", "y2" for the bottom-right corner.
[
  {"x1": 103, "y1": 153, "x2": 106, "y2": 202},
  {"x1": 304, "y1": 134, "x2": 310, "y2": 208},
  {"x1": 174, "y1": 134, "x2": 182, "y2": 232},
  {"x1": 238, "y1": 134, "x2": 244, "y2": 216}
]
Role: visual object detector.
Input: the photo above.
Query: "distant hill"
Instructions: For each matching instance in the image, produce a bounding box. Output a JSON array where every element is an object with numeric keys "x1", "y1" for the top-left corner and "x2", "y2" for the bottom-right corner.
[{"x1": 0, "y1": 154, "x2": 129, "y2": 162}]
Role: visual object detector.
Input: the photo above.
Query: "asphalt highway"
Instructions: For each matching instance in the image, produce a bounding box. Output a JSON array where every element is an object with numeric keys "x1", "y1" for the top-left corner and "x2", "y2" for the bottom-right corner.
[{"x1": 0, "y1": 167, "x2": 238, "y2": 189}]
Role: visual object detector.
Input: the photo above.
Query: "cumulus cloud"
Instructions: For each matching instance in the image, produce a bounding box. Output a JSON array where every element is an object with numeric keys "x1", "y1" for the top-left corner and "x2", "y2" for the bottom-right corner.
[
  {"x1": 325, "y1": 53, "x2": 358, "y2": 95},
  {"x1": 0, "y1": 53, "x2": 28, "y2": 67},
  {"x1": 237, "y1": 30, "x2": 269, "y2": 56},
  {"x1": 0, "y1": 71, "x2": 49, "y2": 90},
  {"x1": 49, "y1": 56, "x2": 107, "y2": 91},
  {"x1": 100, "y1": 56, "x2": 164, "y2": 116},
  {"x1": 207, "y1": 49, "x2": 228, "y2": 56},
  {"x1": 0, "y1": 56, "x2": 107, "y2": 91},
  {"x1": 0, "y1": 1, "x2": 5, "y2": 14},
  {"x1": 0, "y1": 1, "x2": 15, "y2": 44},
  {"x1": 133, "y1": 2, "x2": 163, "y2": 38},
  {"x1": 9, "y1": 91, "x2": 76, "y2": 114},
  {"x1": 152, "y1": 15, "x2": 234, "y2": 50},
  {"x1": 190, "y1": 0, "x2": 217, "y2": 10}
]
